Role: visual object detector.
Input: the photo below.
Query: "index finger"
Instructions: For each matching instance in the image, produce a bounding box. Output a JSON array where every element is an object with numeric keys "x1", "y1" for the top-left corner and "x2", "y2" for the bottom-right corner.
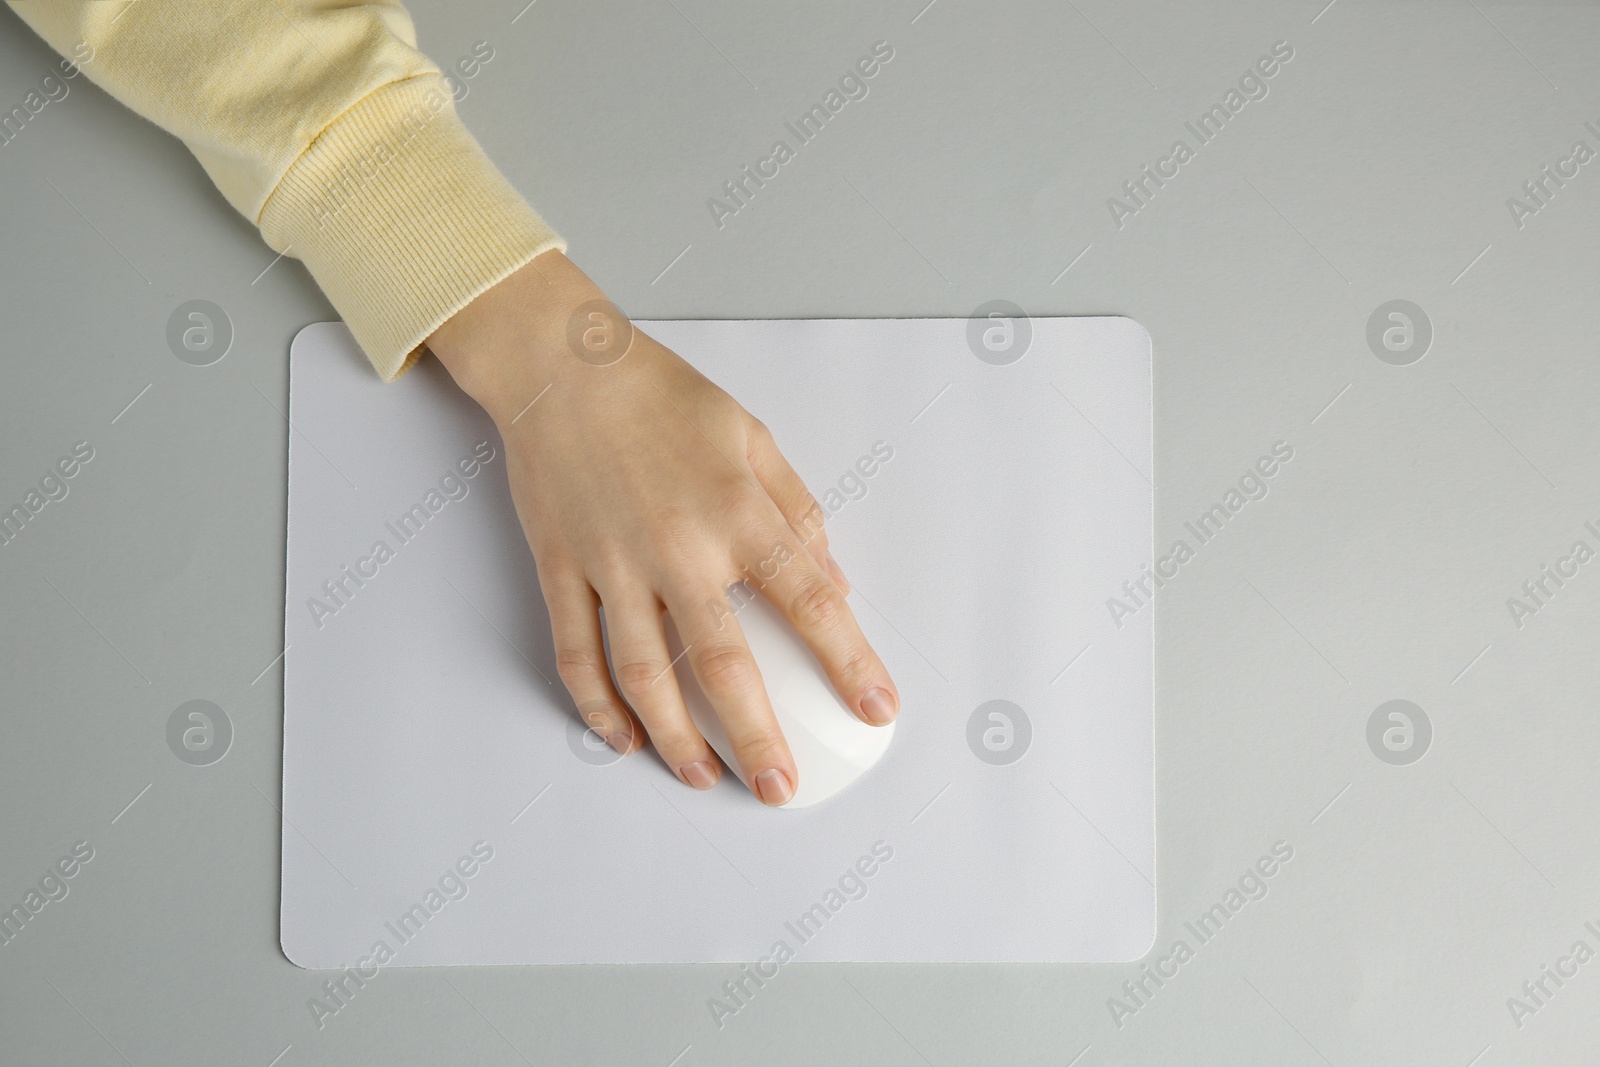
[{"x1": 737, "y1": 528, "x2": 899, "y2": 728}]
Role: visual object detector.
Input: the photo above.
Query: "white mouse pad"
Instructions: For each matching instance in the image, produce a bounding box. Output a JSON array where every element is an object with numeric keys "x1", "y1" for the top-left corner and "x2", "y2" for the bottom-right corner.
[{"x1": 281, "y1": 316, "x2": 1153, "y2": 965}]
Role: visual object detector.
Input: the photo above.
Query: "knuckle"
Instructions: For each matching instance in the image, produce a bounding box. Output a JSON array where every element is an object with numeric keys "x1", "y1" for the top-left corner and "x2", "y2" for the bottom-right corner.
[
  {"x1": 653, "y1": 525, "x2": 704, "y2": 575},
  {"x1": 586, "y1": 541, "x2": 633, "y2": 590},
  {"x1": 554, "y1": 646, "x2": 602, "y2": 685},
  {"x1": 642, "y1": 720, "x2": 700, "y2": 757},
  {"x1": 533, "y1": 556, "x2": 574, "y2": 593},
  {"x1": 614, "y1": 657, "x2": 669, "y2": 695},
  {"x1": 696, "y1": 394, "x2": 743, "y2": 439},
  {"x1": 790, "y1": 577, "x2": 845, "y2": 630},
  {"x1": 646, "y1": 506, "x2": 708, "y2": 567},
  {"x1": 724, "y1": 490, "x2": 767, "y2": 529},
  {"x1": 734, "y1": 730, "x2": 787, "y2": 769},
  {"x1": 834, "y1": 646, "x2": 875, "y2": 686},
  {"x1": 692, "y1": 641, "x2": 755, "y2": 691},
  {"x1": 793, "y1": 496, "x2": 827, "y2": 544}
]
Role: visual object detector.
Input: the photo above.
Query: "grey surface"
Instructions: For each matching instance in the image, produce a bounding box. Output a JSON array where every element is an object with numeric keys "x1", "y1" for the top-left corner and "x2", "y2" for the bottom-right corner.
[{"x1": 2, "y1": 0, "x2": 1599, "y2": 1063}]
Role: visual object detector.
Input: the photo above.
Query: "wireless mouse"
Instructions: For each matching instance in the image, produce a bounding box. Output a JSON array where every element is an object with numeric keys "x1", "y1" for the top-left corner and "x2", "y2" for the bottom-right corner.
[{"x1": 663, "y1": 591, "x2": 895, "y2": 807}]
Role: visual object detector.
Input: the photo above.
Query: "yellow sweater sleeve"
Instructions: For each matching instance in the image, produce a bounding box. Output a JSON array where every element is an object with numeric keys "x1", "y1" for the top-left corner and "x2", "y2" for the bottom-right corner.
[{"x1": 5, "y1": 0, "x2": 566, "y2": 380}]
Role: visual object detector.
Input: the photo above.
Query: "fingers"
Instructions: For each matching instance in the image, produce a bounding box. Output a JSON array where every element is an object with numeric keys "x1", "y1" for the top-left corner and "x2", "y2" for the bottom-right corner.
[
  {"x1": 746, "y1": 418, "x2": 849, "y2": 594},
  {"x1": 662, "y1": 581, "x2": 798, "y2": 806},
  {"x1": 544, "y1": 576, "x2": 642, "y2": 755},
  {"x1": 596, "y1": 582, "x2": 723, "y2": 790},
  {"x1": 736, "y1": 526, "x2": 899, "y2": 728}
]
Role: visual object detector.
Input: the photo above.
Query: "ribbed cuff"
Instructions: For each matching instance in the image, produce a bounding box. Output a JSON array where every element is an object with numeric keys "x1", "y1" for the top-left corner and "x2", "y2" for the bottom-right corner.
[{"x1": 258, "y1": 75, "x2": 566, "y2": 381}]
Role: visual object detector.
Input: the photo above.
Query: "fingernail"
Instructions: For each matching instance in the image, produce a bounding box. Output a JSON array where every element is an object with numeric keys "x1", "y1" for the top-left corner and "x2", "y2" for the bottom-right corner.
[
  {"x1": 680, "y1": 761, "x2": 717, "y2": 790},
  {"x1": 860, "y1": 687, "x2": 897, "y2": 725},
  {"x1": 824, "y1": 550, "x2": 850, "y2": 594},
  {"x1": 754, "y1": 768, "x2": 793, "y2": 806},
  {"x1": 606, "y1": 731, "x2": 632, "y2": 755}
]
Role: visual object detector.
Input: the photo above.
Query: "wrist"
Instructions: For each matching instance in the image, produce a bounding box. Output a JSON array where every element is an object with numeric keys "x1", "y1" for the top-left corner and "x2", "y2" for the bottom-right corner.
[{"x1": 426, "y1": 250, "x2": 609, "y2": 419}]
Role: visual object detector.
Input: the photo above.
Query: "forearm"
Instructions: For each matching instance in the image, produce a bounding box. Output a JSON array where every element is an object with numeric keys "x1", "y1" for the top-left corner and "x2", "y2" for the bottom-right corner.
[{"x1": 5, "y1": 0, "x2": 565, "y2": 379}]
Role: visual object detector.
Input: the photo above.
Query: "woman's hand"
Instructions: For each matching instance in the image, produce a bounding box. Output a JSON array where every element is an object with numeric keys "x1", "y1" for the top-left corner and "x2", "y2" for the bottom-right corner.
[{"x1": 427, "y1": 252, "x2": 900, "y2": 805}]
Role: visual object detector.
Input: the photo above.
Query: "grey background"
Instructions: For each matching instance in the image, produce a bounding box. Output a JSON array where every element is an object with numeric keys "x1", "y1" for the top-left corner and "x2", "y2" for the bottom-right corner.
[{"x1": 3, "y1": 0, "x2": 1599, "y2": 1063}]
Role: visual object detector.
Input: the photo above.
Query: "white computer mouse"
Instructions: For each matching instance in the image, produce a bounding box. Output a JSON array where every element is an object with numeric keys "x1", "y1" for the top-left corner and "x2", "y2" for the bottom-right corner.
[{"x1": 662, "y1": 592, "x2": 895, "y2": 808}]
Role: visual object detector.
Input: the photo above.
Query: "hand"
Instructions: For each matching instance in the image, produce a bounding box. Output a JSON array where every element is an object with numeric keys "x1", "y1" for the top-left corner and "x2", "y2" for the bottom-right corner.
[{"x1": 427, "y1": 252, "x2": 900, "y2": 805}]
